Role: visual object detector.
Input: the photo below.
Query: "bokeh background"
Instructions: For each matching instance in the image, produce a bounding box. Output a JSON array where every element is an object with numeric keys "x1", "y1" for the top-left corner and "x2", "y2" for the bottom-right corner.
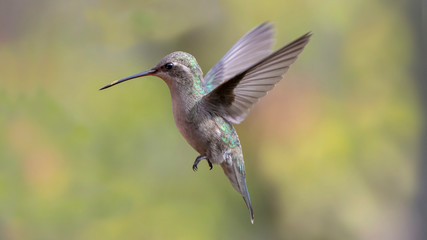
[{"x1": 0, "y1": 0, "x2": 424, "y2": 239}]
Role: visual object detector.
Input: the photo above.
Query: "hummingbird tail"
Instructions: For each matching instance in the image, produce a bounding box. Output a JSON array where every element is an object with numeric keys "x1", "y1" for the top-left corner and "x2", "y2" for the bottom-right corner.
[{"x1": 221, "y1": 160, "x2": 254, "y2": 224}]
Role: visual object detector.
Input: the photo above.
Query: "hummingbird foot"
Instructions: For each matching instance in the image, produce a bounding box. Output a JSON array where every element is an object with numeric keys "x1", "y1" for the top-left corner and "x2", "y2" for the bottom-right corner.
[{"x1": 192, "y1": 155, "x2": 213, "y2": 171}]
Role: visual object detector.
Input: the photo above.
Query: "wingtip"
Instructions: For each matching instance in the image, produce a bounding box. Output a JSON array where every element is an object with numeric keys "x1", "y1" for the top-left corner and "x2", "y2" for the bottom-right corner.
[
  {"x1": 293, "y1": 31, "x2": 313, "y2": 47},
  {"x1": 250, "y1": 21, "x2": 275, "y2": 36},
  {"x1": 260, "y1": 21, "x2": 274, "y2": 28},
  {"x1": 303, "y1": 31, "x2": 313, "y2": 39}
]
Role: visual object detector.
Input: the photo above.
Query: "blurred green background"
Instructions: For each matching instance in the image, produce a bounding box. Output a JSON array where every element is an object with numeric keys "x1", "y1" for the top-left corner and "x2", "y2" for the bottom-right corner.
[{"x1": 0, "y1": 0, "x2": 424, "y2": 239}]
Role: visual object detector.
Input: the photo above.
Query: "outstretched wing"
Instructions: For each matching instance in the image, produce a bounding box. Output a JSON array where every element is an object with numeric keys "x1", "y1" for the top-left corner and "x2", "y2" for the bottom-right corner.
[
  {"x1": 202, "y1": 32, "x2": 312, "y2": 124},
  {"x1": 203, "y1": 22, "x2": 275, "y2": 93}
]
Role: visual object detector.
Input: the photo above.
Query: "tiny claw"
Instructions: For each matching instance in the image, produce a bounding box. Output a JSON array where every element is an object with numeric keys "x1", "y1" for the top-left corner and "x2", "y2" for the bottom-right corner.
[{"x1": 193, "y1": 155, "x2": 211, "y2": 171}]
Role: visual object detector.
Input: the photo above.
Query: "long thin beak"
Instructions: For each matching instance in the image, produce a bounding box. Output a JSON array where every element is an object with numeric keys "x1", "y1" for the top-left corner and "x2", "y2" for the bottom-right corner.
[{"x1": 99, "y1": 69, "x2": 157, "y2": 90}]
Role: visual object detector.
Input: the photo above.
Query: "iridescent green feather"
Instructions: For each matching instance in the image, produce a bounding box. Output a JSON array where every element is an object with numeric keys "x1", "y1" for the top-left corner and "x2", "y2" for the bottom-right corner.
[{"x1": 216, "y1": 117, "x2": 240, "y2": 149}]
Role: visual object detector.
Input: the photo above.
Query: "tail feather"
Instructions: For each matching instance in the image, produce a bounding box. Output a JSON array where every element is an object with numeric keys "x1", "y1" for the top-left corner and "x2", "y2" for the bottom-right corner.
[{"x1": 221, "y1": 161, "x2": 254, "y2": 224}]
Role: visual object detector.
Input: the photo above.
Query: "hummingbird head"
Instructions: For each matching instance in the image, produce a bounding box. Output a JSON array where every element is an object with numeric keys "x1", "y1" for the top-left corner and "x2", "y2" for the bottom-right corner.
[{"x1": 100, "y1": 51, "x2": 203, "y2": 90}]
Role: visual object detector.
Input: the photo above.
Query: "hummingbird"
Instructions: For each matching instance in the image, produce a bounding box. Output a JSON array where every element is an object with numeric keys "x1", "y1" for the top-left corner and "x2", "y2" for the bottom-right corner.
[{"x1": 100, "y1": 22, "x2": 311, "y2": 223}]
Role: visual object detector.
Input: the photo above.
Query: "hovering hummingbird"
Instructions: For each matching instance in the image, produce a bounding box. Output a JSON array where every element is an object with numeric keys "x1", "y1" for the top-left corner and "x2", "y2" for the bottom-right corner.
[{"x1": 100, "y1": 22, "x2": 311, "y2": 223}]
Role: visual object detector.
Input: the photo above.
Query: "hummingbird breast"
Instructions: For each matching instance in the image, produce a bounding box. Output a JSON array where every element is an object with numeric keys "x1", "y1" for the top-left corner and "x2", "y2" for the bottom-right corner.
[
  {"x1": 169, "y1": 87, "x2": 208, "y2": 154},
  {"x1": 166, "y1": 78, "x2": 242, "y2": 165},
  {"x1": 169, "y1": 92, "x2": 241, "y2": 163}
]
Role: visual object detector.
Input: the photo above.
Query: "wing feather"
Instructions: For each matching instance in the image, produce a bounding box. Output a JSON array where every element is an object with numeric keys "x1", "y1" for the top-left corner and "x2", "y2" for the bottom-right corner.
[
  {"x1": 203, "y1": 22, "x2": 275, "y2": 92},
  {"x1": 203, "y1": 32, "x2": 312, "y2": 124}
]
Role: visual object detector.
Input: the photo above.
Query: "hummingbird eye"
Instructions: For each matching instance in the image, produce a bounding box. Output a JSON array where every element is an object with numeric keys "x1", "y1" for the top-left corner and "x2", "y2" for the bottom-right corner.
[{"x1": 165, "y1": 62, "x2": 174, "y2": 70}]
